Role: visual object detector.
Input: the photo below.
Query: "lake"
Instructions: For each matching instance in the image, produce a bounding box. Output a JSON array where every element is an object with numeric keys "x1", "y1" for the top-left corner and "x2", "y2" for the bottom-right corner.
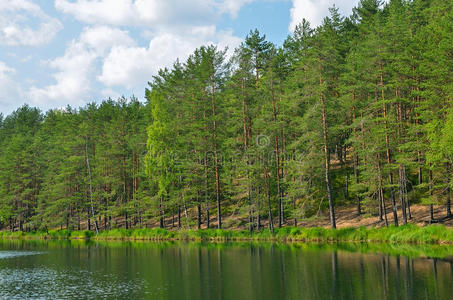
[{"x1": 0, "y1": 240, "x2": 452, "y2": 299}]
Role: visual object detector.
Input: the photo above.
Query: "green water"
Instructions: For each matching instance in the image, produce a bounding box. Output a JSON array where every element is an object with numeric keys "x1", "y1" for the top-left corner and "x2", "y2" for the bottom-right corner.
[{"x1": 0, "y1": 240, "x2": 452, "y2": 299}]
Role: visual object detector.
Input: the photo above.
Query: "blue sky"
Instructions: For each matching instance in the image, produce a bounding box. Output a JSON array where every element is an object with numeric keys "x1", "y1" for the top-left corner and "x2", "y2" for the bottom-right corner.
[{"x1": 0, "y1": 0, "x2": 362, "y2": 115}]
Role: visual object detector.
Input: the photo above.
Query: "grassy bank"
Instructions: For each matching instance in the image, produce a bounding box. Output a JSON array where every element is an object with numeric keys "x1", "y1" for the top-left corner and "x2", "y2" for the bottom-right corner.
[{"x1": 1, "y1": 224, "x2": 453, "y2": 245}]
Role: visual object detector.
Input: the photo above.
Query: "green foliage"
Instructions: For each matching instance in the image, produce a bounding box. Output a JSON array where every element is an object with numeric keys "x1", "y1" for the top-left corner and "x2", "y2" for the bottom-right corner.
[
  {"x1": 0, "y1": 0, "x2": 452, "y2": 233},
  {"x1": 1, "y1": 225, "x2": 453, "y2": 249}
]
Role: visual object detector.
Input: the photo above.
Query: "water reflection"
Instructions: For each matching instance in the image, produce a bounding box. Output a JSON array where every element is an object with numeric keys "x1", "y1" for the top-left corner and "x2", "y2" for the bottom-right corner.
[
  {"x1": 0, "y1": 251, "x2": 45, "y2": 259},
  {"x1": 0, "y1": 240, "x2": 451, "y2": 300}
]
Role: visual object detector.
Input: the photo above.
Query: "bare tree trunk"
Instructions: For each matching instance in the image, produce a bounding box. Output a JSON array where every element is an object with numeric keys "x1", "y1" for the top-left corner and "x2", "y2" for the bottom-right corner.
[
  {"x1": 352, "y1": 105, "x2": 362, "y2": 216},
  {"x1": 378, "y1": 192, "x2": 383, "y2": 222},
  {"x1": 178, "y1": 205, "x2": 181, "y2": 229},
  {"x1": 292, "y1": 175, "x2": 297, "y2": 226},
  {"x1": 320, "y1": 76, "x2": 336, "y2": 229},
  {"x1": 399, "y1": 165, "x2": 408, "y2": 225},
  {"x1": 242, "y1": 78, "x2": 253, "y2": 232},
  {"x1": 429, "y1": 167, "x2": 435, "y2": 223},
  {"x1": 380, "y1": 64, "x2": 398, "y2": 227},
  {"x1": 159, "y1": 196, "x2": 164, "y2": 229},
  {"x1": 85, "y1": 136, "x2": 98, "y2": 234},
  {"x1": 257, "y1": 186, "x2": 261, "y2": 231},
  {"x1": 381, "y1": 188, "x2": 388, "y2": 226},
  {"x1": 446, "y1": 163, "x2": 452, "y2": 218},
  {"x1": 384, "y1": 122, "x2": 398, "y2": 226},
  {"x1": 354, "y1": 155, "x2": 361, "y2": 216},
  {"x1": 204, "y1": 156, "x2": 210, "y2": 229},
  {"x1": 87, "y1": 209, "x2": 91, "y2": 231},
  {"x1": 197, "y1": 191, "x2": 202, "y2": 229},
  {"x1": 403, "y1": 166, "x2": 412, "y2": 219},
  {"x1": 211, "y1": 82, "x2": 221, "y2": 229},
  {"x1": 378, "y1": 159, "x2": 388, "y2": 227},
  {"x1": 171, "y1": 208, "x2": 175, "y2": 228},
  {"x1": 418, "y1": 151, "x2": 423, "y2": 186},
  {"x1": 266, "y1": 169, "x2": 274, "y2": 234},
  {"x1": 270, "y1": 71, "x2": 283, "y2": 228},
  {"x1": 396, "y1": 95, "x2": 409, "y2": 224}
]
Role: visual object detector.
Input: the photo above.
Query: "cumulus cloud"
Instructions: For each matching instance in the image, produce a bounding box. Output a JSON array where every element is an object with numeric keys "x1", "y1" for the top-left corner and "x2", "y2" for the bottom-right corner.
[
  {"x1": 28, "y1": 42, "x2": 97, "y2": 108},
  {"x1": 28, "y1": 26, "x2": 135, "y2": 108},
  {"x1": 0, "y1": 61, "x2": 21, "y2": 114},
  {"x1": 289, "y1": 0, "x2": 359, "y2": 30},
  {"x1": 218, "y1": 0, "x2": 255, "y2": 18},
  {"x1": 47, "y1": 0, "x2": 246, "y2": 101},
  {"x1": 55, "y1": 0, "x2": 251, "y2": 27},
  {"x1": 99, "y1": 27, "x2": 241, "y2": 88},
  {"x1": 24, "y1": 0, "x2": 248, "y2": 109},
  {"x1": 0, "y1": 0, "x2": 62, "y2": 46},
  {"x1": 79, "y1": 25, "x2": 136, "y2": 55}
]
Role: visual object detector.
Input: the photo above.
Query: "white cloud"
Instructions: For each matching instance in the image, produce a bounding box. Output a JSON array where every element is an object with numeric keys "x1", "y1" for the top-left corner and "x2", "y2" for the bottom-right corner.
[
  {"x1": 55, "y1": 0, "x2": 138, "y2": 26},
  {"x1": 289, "y1": 0, "x2": 359, "y2": 30},
  {"x1": 0, "y1": 61, "x2": 21, "y2": 114},
  {"x1": 0, "y1": 0, "x2": 62, "y2": 46},
  {"x1": 218, "y1": 0, "x2": 254, "y2": 18},
  {"x1": 79, "y1": 25, "x2": 136, "y2": 54},
  {"x1": 28, "y1": 42, "x2": 97, "y2": 108},
  {"x1": 0, "y1": 61, "x2": 17, "y2": 90},
  {"x1": 56, "y1": 0, "x2": 207, "y2": 27},
  {"x1": 55, "y1": 0, "x2": 253, "y2": 26},
  {"x1": 28, "y1": 26, "x2": 135, "y2": 108},
  {"x1": 98, "y1": 27, "x2": 241, "y2": 88},
  {"x1": 101, "y1": 88, "x2": 121, "y2": 99},
  {"x1": 25, "y1": 0, "x2": 247, "y2": 109},
  {"x1": 54, "y1": 0, "x2": 245, "y2": 92}
]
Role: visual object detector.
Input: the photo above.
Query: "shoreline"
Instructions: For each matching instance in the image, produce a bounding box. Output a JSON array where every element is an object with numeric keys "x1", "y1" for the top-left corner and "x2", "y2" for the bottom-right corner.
[{"x1": 1, "y1": 224, "x2": 453, "y2": 245}]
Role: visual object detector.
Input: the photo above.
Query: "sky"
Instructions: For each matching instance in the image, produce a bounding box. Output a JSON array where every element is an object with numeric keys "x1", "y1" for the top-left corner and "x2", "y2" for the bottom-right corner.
[{"x1": 0, "y1": 0, "x2": 364, "y2": 116}]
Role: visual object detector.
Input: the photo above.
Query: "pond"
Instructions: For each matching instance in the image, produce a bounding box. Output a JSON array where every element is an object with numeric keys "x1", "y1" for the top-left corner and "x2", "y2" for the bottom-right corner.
[{"x1": 0, "y1": 240, "x2": 452, "y2": 299}]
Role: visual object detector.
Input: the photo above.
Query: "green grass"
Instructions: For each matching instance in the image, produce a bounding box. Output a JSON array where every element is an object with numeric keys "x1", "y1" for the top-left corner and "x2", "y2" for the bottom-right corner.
[
  {"x1": 1, "y1": 228, "x2": 453, "y2": 259},
  {"x1": 1, "y1": 224, "x2": 453, "y2": 245}
]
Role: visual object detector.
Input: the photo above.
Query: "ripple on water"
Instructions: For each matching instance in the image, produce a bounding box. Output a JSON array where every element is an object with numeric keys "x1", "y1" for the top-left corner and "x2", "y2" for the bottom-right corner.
[
  {"x1": 0, "y1": 267, "x2": 145, "y2": 299},
  {"x1": 0, "y1": 251, "x2": 46, "y2": 259}
]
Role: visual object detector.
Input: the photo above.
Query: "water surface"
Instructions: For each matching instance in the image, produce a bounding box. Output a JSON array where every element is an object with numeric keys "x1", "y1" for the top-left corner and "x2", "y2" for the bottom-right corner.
[{"x1": 0, "y1": 240, "x2": 452, "y2": 299}]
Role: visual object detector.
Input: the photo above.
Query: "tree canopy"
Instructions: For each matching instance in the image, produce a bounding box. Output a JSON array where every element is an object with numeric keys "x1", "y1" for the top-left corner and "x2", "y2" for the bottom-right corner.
[{"x1": 0, "y1": 0, "x2": 452, "y2": 232}]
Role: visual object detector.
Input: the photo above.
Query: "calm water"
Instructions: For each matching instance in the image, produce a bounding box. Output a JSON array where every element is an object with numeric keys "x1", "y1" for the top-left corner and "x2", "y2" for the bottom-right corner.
[{"x1": 0, "y1": 240, "x2": 452, "y2": 299}]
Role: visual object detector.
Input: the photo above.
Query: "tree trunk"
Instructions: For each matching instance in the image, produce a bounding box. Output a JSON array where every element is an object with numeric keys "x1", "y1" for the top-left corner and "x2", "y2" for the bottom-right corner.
[
  {"x1": 429, "y1": 167, "x2": 435, "y2": 223},
  {"x1": 352, "y1": 105, "x2": 362, "y2": 216},
  {"x1": 85, "y1": 136, "x2": 98, "y2": 234},
  {"x1": 293, "y1": 176, "x2": 297, "y2": 226},
  {"x1": 399, "y1": 165, "x2": 408, "y2": 225},
  {"x1": 266, "y1": 170, "x2": 274, "y2": 234},
  {"x1": 320, "y1": 76, "x2": 336, "y2": 229},
  {"x1": 178, "y1": 205, "x2": 181, "y2": 229},
  {"x1": 403, "y1": 165, "x2": 412, "y2": 220},
  {"x1": 159, "y1": 196, "x2": 164, "y2": 229},
  {"x1": 380, "y1": 64, "x2": 398, "y2": 227},
  {"x1": 446, "y1": 163, "x2": 452, "y2": 217},
  {"x1": 171, "y1": 208, "x2": 175, "y2": 228},
  {"x1": 242, "y1": 78, "x2": 253, "y2": 232},
  {"x1": 257, "y1": 187, "x2": 261, "y2": 230},
  {"x1": 377, "y1": 159, "x2": 388, "y2": 227},
  {"x1": 197, "y1": 191, "x2": 202, "y2": 229},
  {"x1": 418, "y1": 151, "x2": 423, "y2": 186},
  {"x1": 204, "y1": 156, "x2": 210, "y2": 229},
  {"x1": 381, "y1": 188, "x2": 388, "y2": 227},
  {"x1": 378, "y1": 192, "x2": 383, "y2": 222},
  {"x1": 396, "y1": 95, "x2": 409, "y2": 224},
  {"x1": 211, "y1": 83, "x2": 221, "y2": 229},
  {"x1": 354, "y1": 154, "x2": 361, "y2": 216},
  {"x1": 270, "y1": 71, "x2": 283, "y2": 228}
]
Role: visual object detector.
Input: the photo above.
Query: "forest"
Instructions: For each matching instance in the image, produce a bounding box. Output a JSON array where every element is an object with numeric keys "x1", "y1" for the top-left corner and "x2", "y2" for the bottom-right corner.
[{"x1": 0, "y1": 0, "x2": 452, "y2": 233}]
